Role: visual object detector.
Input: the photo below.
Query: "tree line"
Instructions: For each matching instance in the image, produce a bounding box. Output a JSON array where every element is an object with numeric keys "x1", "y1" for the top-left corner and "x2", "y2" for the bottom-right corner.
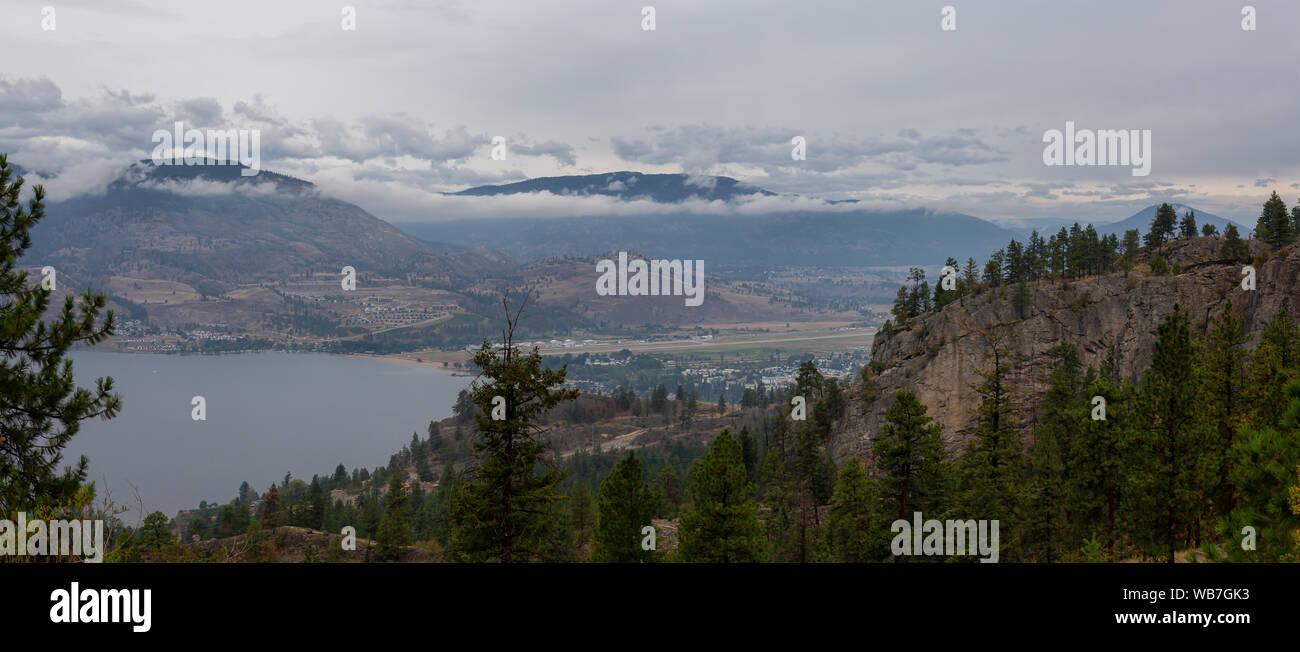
[{"x1": 889, "y1": 193, "x2": 1300, "y2": 326}]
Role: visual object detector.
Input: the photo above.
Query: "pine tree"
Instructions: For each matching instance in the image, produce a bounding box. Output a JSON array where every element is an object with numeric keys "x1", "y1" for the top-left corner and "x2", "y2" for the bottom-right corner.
[
  {"x1": 135, "y1": 511, "x2": 176, "y2": 556},
  {"x1": 934, "y1": 256, "x2": 962, "y2": 308},
  {"x1": 1243, "y1": 309, "x2": 1298, "y2": 430},
  {"x1": 1219, "y1": 224, "x2": 1250, "y2": 262},
  {"x1": 302, "y1": 544, "x2": 321, "y2": 563},
  {"x1": 567, "y1": 481, "x2": 597, "y2": 556},
  {"x1": 956, "y1": 329, "x2": 1024, "y2": 559},
  {"x1": 1021, "y1": 343, "x2": 1079, "y2": 562},
  {"x1": 679, "y1": 430, "x2": 768, "y2": 562},
  {"x1": 1218, "y1": 380, "x2": 1300, "y2": 562},
  {"x1": 652, "y1": 465, "x2": 683, "y2": 517},
  {"x1": 738, "y1": 425, "x2": 758, "y2": 481},
  {"x1": 1068, "y1": 374, "x2": 1132, "y2": 562},
  {"x1": 762, "y1": 419, "x2": 825, "y2": 562},
  {"x1": 1178, "y1": 210, "x2": 1197, "y2": 238},
  {"x1": 1011, "y1": 281, "x2": 1031, "y2": 319},
  {"x1": 962, "y1": 257, "x2": 980, "y2": 294},
  {"x1": 827, "y1": 457, "x2": 881, "y2": 562},
  {"x1": 1144, "y1": 203, "x2": 1177, "y2": 249},
  {"x1": 1125, "y1": 306, "x2": 1213, "y2": 562},
  {"x1": 376, "y1": 472, "x2": 411, "y2": 560},
  {"x1": 983, "y1": 249, "x2": 1004, "y2": 287},
  {"x1": 449, "y1": 297, "x2": 579, "y2": 562},
  {"x1": 795, "y1": 360, "x2": 824, "y2": 399},
  {"x1": 260, "y1": 484, "x2": 285, "y2": 527},
  {"x1": 592, "y1": 452, "x2": 658, "y2": 562},
  {"x1": 1198, "y1": 303, "x2": 1250, "y2": 519},
  {"x1": 1256, "y1": 191, "x2": 1294, "y2": 248},
  {"x1": 427, "y1": 421, "x2": 443, "y2": 453},
  {"x1": 306, "y1": 476, "x2": 327, "y2": 529},
  {"x1": 1120, "y1": 229, "x2": 1141, "y2": 269},
  {"x1": 650, "y1": 384, "x2": 668, "y2": 412},
  {"x1": 872, "y1": 391, "x2": 947, "y2": 525},
  {"x1": 0, "y1": 155, "x2": 122, "y2": 512},
  {"x1": 428, "y1": 462, "x2": 458, "y2": 545}
]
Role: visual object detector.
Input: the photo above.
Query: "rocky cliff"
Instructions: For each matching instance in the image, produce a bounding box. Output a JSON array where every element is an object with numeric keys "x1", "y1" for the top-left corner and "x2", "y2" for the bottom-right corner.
[{"x1": 828, "y1": 237, "x2": 1300, "y2": 463}]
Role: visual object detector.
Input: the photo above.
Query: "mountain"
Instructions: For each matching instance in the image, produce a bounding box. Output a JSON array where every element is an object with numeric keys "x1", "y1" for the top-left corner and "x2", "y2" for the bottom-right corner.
[
  {"x1": 453, "y1": 171, "x2": 774, "y2": 203},
  {"x1": 1096, "y1": 203, "x2": 1247, "y2": 238},
  {"x1": 29, "y1": 160, "x2": 513, "y2": 295},
  {"x1": 398, "y1": 208, "x2": 1022, "y2": 267}
]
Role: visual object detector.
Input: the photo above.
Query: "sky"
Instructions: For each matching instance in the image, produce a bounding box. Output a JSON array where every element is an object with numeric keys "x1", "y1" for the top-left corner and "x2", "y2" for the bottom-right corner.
[{"x1": 1, "y1": 0, "x2": 1298, "y2": 226}]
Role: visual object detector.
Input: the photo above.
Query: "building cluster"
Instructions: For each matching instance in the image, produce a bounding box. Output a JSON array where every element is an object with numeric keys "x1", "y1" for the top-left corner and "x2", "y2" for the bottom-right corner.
[{"x1": 343, "y1": 299, "x2": 459, "y2": 327}]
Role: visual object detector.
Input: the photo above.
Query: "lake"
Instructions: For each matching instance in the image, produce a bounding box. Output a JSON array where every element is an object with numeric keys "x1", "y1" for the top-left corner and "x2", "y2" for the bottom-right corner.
[{"x1": 65, "y1": 351, "x2": 472, "y2": 522}]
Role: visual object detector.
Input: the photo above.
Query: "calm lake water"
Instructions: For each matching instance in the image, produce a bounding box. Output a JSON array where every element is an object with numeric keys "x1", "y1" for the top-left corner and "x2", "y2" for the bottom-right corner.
[{"x1": 65, "y1": 351, "x2": 471, "y2": 522}]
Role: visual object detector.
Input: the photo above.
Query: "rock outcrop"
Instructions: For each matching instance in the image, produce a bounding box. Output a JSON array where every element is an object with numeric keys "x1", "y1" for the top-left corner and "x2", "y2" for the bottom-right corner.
[{"x1": 829, "y1": 238, "x2": 1300, "y2": 463}]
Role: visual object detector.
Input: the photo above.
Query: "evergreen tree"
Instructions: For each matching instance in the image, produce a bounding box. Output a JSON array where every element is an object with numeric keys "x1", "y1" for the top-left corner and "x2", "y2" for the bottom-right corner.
[
  {"x1": 1144, "y1": 203, "x2": 1177, "y2": 249},
  {"x1": 375, "y1": 472, "x2": 411, "y2": 560},
  {"x1": 449, "y1": 298, "x2": 580, "y2": 562},
  {"x1": 592, "y1": 453, "x2": 658, "y2": 562},
  {"x1": 652, "y1": 465, "x2": 683, "y2": 517},
  {"x1": 0, "y1": 155, "x2": 121, "y2": 512},
  {"x1": 962, "y1": 257, "x2": 980, "y2": 294},
  {"x1": 1021, "y1": 344, "x2": 1080, "y2": 561},
  {"x1": 567, "y1": 481, "x2": 597, "y2": 557},
  {"x1": 1256, "y1": 191, "x2": 1294, "y2": 248},
  {"x1": 218, "y1": 500, "x2": 250, "y2": 538},
  {"x1": 1126, "y1": 306, "x2": 1213, "y2": 562},
  {"x1": 827, "y1": 457, "x2": 881, "y2": 562},
  {"x1": 1011, "y1": 281, "x2": 1031, "y2": 319},
  {"x1": 1178, "y1": 210, "x2": 1197, "y2": 238},
  {"x1": 650, "y1": 384, "x2": 668, "y2": 412},
  {"x1": 1244, "y1": 309, "x2": 1299, "y2": 430},
  {"x1": 1120, "y1": 229, "x2": 1141, "y2": 269},
  {"x1": 762, "y1": 417, "x2": 826, "y2": 562},
  {"x1": 1218, "y1": 379, "x2": 1300, "y2": 561},
  {"x1": 872, "y1": 391, "x2": 947, "y2": 524},
  {"x1": 1050, "y1": 228, "x2": 1068, "y2": 277},
  {"x1": 426, "y1": 421, "x2": 443, "y2": 454},
  {"x1": 135, "y1": 511, "x2": 175, "y2": 556},
  {"x1": 1219, "y1": 224, "x2": 1250, "y2": 262},
  {"x1": 305, "y1": 476, "x2": 327, "y2": 529},
  {"x1": 794, "y1": 360, "x2": 824, "y2": 399},
  {"x1": 738, "y1": 425, "x2": 758, "y2": 481},
  {"x1": 983, "y1": 249, "x2": 1004, "y2": 287},
  {"x1": 679, "y1": 430, "x2": 768, "y2": 562},
  {"x1": 934, "y1": 256, "x2": 962, "y2": 308},
  {"x1": 1199, "y1": 303, "x2": 1250, "y2": 519},
  {"x1": 1069, "y1": 374, "x2": 1132, "y2": 562},
  {"x1": 260, "y1": 484, "x2": 285, "y2": 528},
  {"x1": 428, "y1": 462, "x2": 458, "y2": 545},
  {"x1": 1005, "y1": 239, "x2": 1027, "y2": 283},
  {"x1": 957, "y1": 329, "x2": 1024, "y2": 559}
]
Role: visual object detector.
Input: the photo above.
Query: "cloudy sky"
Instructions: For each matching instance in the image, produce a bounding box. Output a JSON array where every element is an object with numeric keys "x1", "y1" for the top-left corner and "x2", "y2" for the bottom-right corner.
[{"x1": 1, "y1": 0, "x2": 1298, "y2": 226}]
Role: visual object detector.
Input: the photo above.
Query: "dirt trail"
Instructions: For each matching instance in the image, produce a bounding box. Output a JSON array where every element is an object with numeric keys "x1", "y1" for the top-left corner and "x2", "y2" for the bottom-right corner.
[{"x1": 562, "y1": 427, "x2": 647, "y2": 458}]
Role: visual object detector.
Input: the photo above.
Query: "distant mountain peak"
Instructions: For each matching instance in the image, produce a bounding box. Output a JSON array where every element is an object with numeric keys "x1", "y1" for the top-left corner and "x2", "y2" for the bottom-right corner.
[
  {"x1": 118, "y1": 159, "x2": 315, "y2": 192},
  {"x1": 1095, "y1": 202, "x2": 1247, "y2": 237},
  {"x1": 453, "y1": 171, "x2": 775, "y2": 203}
]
